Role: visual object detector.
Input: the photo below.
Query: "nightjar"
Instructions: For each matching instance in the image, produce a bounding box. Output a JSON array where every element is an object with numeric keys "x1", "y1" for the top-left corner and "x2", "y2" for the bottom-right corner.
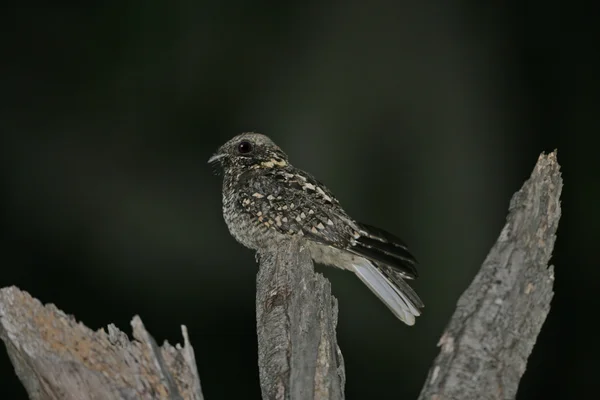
[{"x1": 209, "y1": 132, "x2": 423, "y2": 325}]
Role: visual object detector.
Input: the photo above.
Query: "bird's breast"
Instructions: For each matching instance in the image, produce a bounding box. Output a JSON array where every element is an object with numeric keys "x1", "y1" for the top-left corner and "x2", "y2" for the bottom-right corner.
[{"x1": 222, "y1": 190, "x2": 290, "y2": 251}]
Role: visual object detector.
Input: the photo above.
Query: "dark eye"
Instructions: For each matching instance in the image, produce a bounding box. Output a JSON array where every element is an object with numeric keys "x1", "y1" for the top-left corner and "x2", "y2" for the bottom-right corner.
[{"x1": 238, "y1": 140, "x2": 253, "y2": 154}]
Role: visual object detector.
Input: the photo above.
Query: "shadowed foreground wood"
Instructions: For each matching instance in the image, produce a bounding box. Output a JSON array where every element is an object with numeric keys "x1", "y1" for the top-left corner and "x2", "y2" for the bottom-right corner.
[
  {"x1": 417, "y1": 151, "x2": 561, "y2": 400},
  {"x1": 1, "y1": 151, "x2": 560, "y2": 400},
  {"x1": 256, "y1": 240, "x2": 345, "y2": 400},
  {"x1": 0, "y1": 287, "x2": 203, "y2": 400}
]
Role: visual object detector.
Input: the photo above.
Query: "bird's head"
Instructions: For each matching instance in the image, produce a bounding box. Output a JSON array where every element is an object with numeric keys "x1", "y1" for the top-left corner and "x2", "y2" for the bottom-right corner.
[{"x1": 208, "y1": 132, "x2": 289, "y2": 174}]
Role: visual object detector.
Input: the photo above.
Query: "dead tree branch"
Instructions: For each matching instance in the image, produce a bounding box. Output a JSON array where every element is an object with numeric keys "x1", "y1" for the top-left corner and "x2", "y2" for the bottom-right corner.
[
  {"x1": 417, "y1": 151, "x2": 561, "y2": 400},
  {"x1": 256, "y1": 239, "x2": 345, "y2": 400},
  {"x1": 0, "y1": 287, "x2": 203, "y2": 400}
]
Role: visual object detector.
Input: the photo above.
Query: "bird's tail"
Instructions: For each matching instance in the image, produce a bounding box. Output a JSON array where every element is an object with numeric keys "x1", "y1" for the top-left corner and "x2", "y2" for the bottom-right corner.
[{"x1": 350, "y1": 259, "x2": 423, "y2": 325}]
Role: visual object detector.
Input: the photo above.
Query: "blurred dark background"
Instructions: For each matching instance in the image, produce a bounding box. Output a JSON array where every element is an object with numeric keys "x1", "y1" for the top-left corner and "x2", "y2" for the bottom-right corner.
[{"x1": 1, "y1": 1, "x2": 597, "y2": 399}]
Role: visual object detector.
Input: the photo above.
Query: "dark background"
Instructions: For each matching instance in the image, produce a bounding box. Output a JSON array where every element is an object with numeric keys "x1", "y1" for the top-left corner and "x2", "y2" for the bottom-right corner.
[{"x1": 1, "y1": 1, "x2": 597, "y2": 399}]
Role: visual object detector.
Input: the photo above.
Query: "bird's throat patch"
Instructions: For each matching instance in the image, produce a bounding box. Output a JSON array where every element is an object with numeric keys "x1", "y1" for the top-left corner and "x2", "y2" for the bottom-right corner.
[{"x1": 260, "y1": 158, "x2": 288, "y2": 168}]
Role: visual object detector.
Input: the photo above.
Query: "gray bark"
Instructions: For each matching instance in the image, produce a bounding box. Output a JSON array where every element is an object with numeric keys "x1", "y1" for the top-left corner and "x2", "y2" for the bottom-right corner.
[
  {"x1": 0, "y1": 287, "x2": 203, "y2": 400},
  {"x1": 255, "y1": 240, "x2": 345, "y2": 400},
  {"x1": 417, "y1": 151, "x2": 561, "y2": 400}
]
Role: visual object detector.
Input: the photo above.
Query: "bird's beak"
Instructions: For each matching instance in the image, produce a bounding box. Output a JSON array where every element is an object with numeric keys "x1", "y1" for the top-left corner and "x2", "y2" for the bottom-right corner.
[{"x1": 208, "y1": 153, "x2": 225, "y2": 166}]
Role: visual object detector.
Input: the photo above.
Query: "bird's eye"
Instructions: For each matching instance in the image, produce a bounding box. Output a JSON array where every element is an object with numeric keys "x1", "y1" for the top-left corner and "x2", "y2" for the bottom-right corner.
[{"x1": 238, "y1": 141, "x2": 253, "y2": 154}]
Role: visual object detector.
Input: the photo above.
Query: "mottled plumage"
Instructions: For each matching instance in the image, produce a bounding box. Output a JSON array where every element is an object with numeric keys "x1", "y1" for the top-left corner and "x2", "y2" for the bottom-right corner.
[{"x1": 209, "y1": 132, "x2": 424, "y2": 325}]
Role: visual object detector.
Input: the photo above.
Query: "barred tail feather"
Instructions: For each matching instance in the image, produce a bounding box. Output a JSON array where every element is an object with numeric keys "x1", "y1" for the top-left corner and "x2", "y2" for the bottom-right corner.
[{"x1": 350, "y1": 260, "x2": 422, "y2": 325}]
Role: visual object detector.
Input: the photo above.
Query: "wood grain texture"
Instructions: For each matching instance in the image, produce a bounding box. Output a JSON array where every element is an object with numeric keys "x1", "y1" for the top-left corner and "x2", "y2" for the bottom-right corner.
[
  {"x1": 0, "y1": 287, "x2": 203, "y2": 400},
  {"x1": 418, "y1": 151, "x2": 561, "y2": 400},
  {"x1": 256, "y1": 240, "x2": 345, "y2": 400}
]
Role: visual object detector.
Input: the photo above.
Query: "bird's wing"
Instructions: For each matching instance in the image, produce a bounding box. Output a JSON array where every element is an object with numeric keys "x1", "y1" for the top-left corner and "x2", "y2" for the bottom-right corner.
[
  {"x1": 239, "y1": 168, "x2": 418, "y2": 279},
  {"x1": 237, "y1": 168, "x2": 351, "y2": 242},
  {"x1": 348, "y1": 222, "x2": 419, "y2": 279}
]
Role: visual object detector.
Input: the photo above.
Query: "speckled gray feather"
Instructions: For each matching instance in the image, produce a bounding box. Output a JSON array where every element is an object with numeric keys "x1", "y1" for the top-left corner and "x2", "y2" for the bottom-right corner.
[{"x1": 209, "y1": 132, "x2": 423, "y2": 325}]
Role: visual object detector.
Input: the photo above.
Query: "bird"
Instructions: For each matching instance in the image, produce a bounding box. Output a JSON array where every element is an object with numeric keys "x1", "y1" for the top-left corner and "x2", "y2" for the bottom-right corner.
[{"x1": 208, "y1": 132, "x2": 423, "y2": 325}]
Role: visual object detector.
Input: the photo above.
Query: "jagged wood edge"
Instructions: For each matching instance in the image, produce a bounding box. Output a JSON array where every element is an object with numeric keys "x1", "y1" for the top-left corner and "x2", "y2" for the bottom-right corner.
[
  {"x1": 417, "y1": 151, "x2": 561, "y2": 400},
  {"x1": 256, "y1": 240, "x2": 345, "y2": 400},
  {"x1": 0, "y1": 287, "x2": 204, "y2": 400}
]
